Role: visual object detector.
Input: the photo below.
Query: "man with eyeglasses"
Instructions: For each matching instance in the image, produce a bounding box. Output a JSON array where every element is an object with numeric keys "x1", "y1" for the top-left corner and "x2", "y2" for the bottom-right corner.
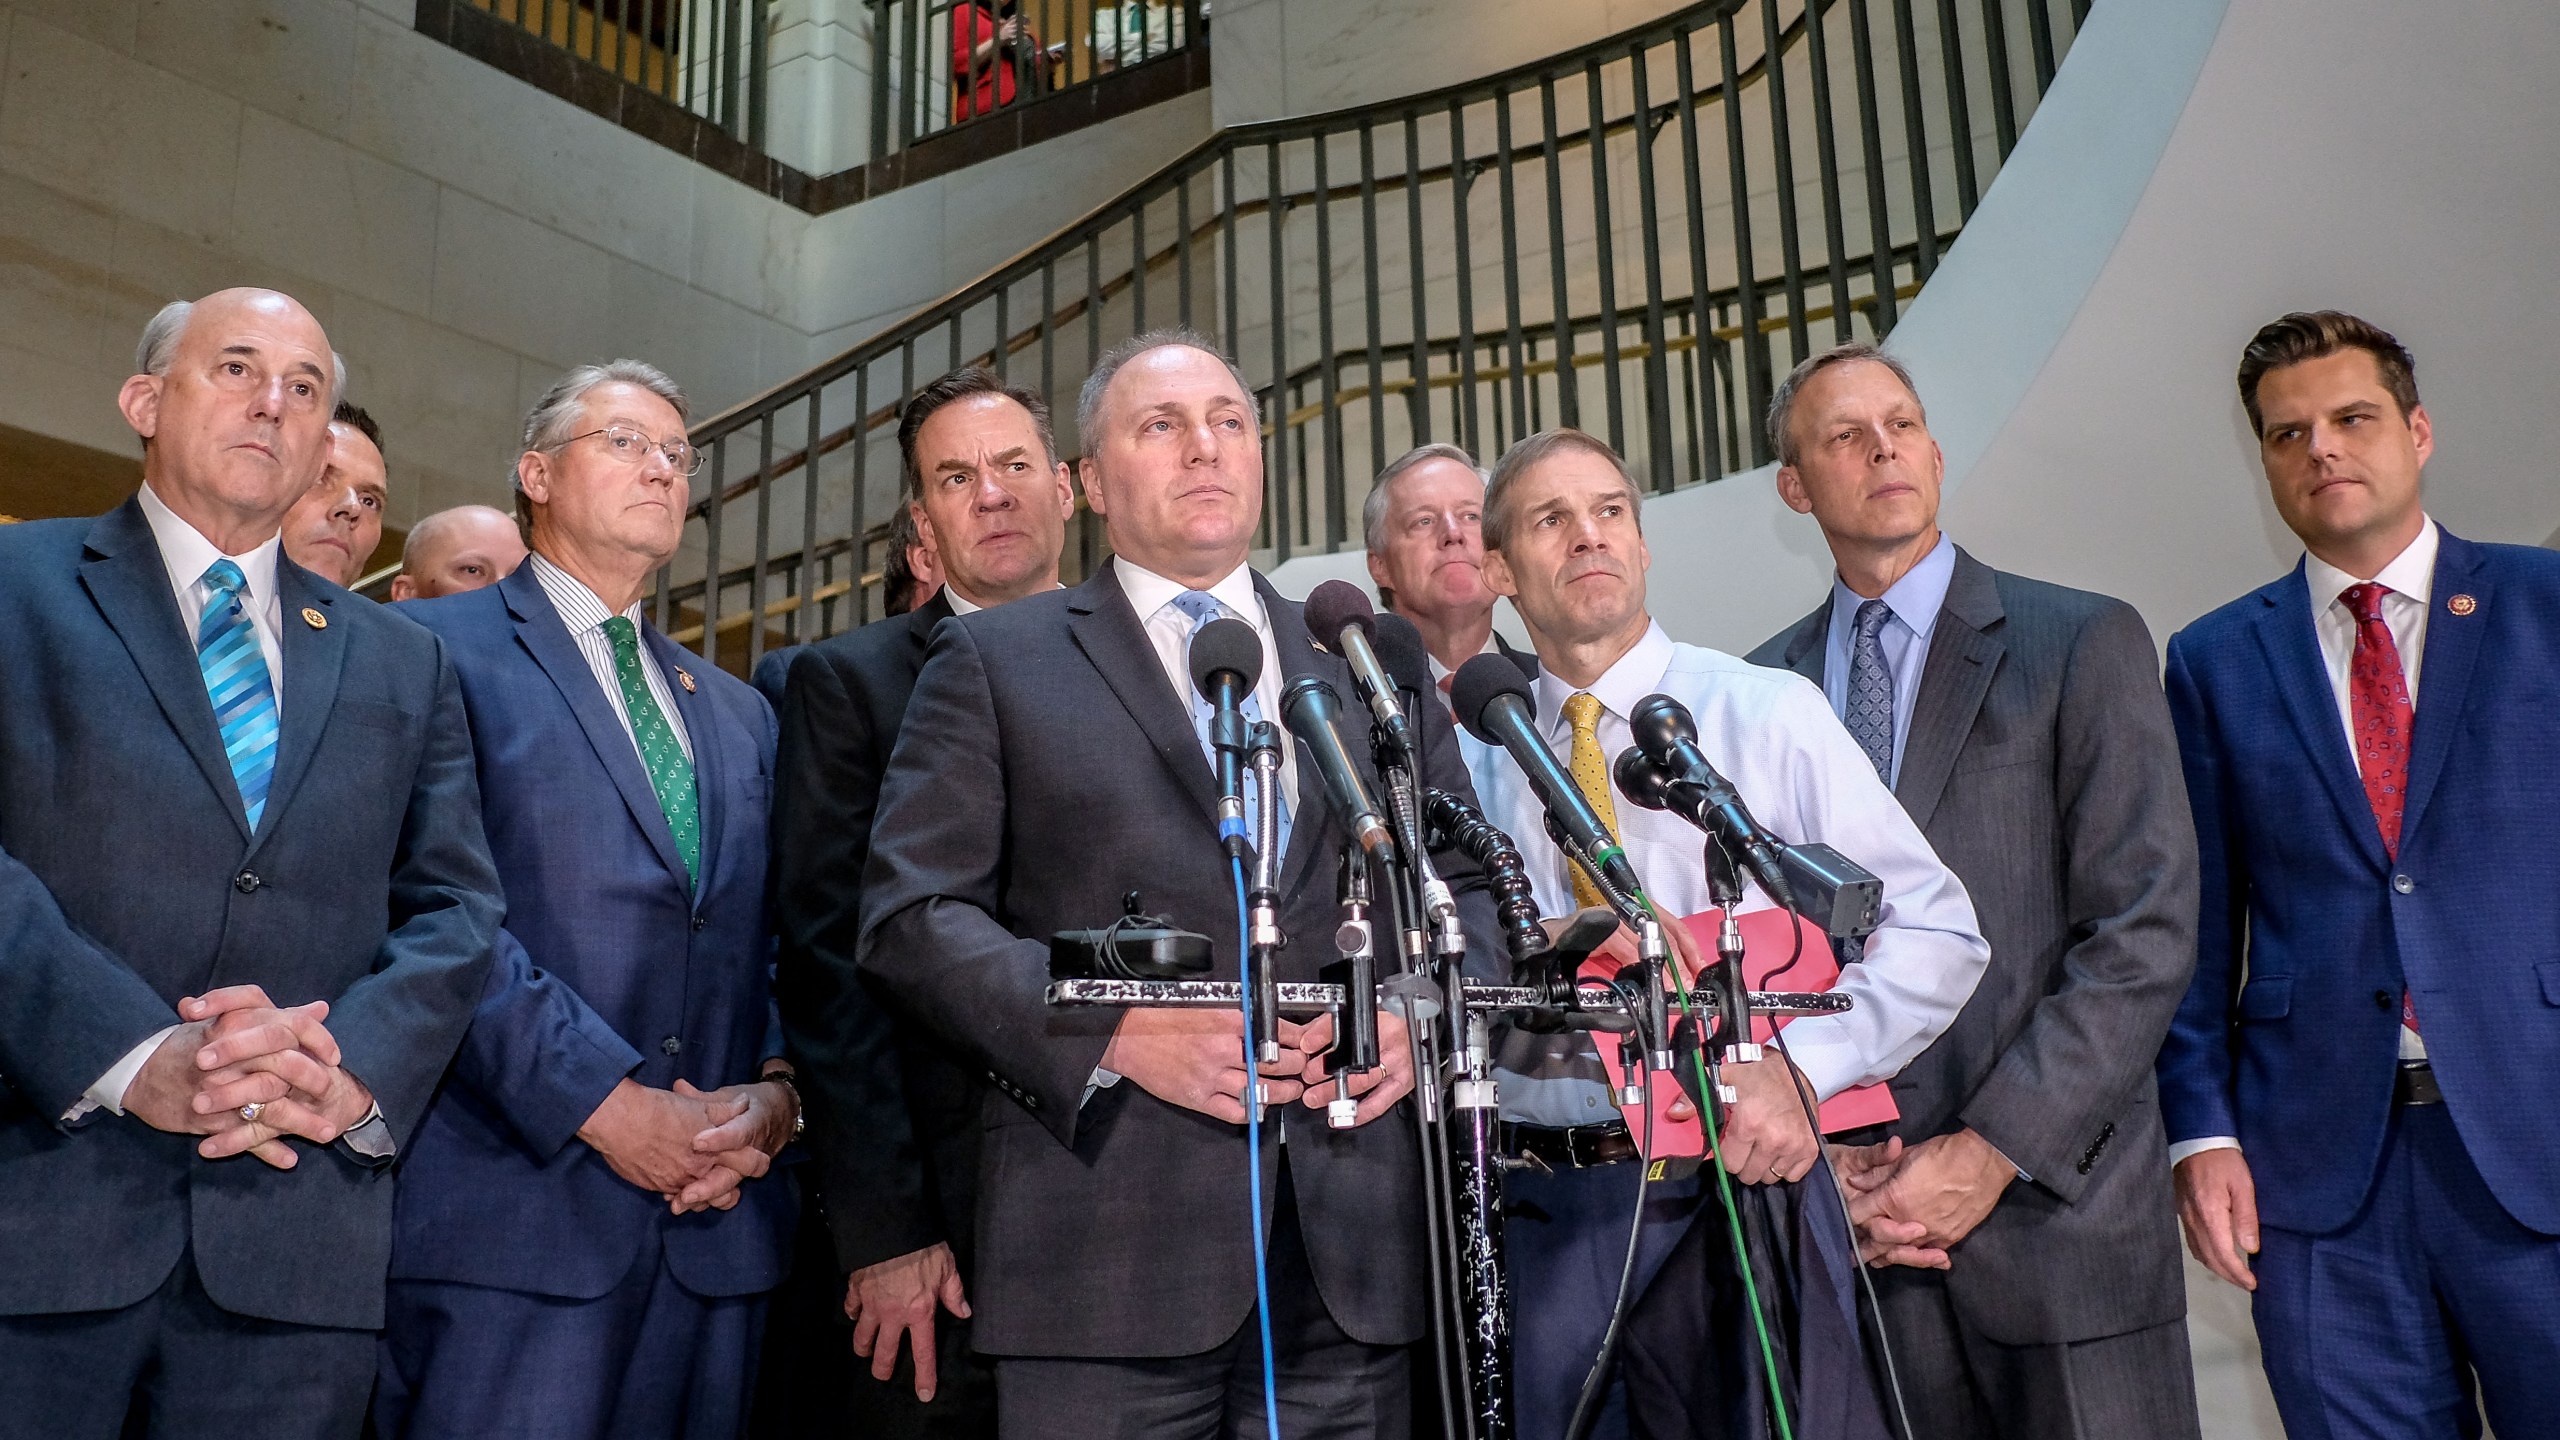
[{"x1": 377, "y1": 362, "x2": 799, "y2": 1440}]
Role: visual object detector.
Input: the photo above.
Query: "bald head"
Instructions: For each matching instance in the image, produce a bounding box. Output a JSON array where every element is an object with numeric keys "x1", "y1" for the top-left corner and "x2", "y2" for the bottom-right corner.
[
  {"x1": 118, "y1": 288, "x2": 340, "y2": 553},
  {"x1": 392, "y1": 505, "x2": 528, "y2": 601}
]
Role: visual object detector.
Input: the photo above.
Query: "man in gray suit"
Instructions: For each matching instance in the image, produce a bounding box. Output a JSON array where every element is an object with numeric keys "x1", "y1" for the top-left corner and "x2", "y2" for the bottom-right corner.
[{"x1": 1747, "y1": 344, "x2": 2203, "y2": 1439}]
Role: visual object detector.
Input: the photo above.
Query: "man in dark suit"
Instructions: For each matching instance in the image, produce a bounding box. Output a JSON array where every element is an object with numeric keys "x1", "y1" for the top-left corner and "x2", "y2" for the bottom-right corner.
[
  {"x1": 375, "y1": 361, "x2": 800, "y2": 1440},
  {"x1": 0, "y1": 287, "x2": 504, "y2": 1438},
  {"x1": 2158, "y1": 312, "x2": 2560, "y2": 1438},
  {"x1": 858, "y1": 330, "x2": 1504, "y2": 1438},
  {"x1": 762, "y1": 366, "x2": 1076, "y2": 1437},
  {"x1": 1750, "y1": 344, "x2": 2202, "y2": 1439}
]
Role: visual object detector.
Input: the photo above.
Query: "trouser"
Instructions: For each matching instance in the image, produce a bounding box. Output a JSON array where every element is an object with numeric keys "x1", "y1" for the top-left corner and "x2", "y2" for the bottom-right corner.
[
  {"x1": 1501, "y1": 1161, "x2": 1703, "y2": 1440},
  {"x1": 994, "y1": 1167, "x2": 1409, "y2": 1440},
  {"x1": 1868, "y1": 1266, "x2": 2200, "y2": 1440},
  {"x1": 0, "y1": 1245, "x2": 373, "y2": 1440},
  {"x1": 2252, "y1": 1099, "x2": 2560, "y2": 1440},
  {"x1": 375, "y1": 1227, "x2": 768, "y2": 1440}
]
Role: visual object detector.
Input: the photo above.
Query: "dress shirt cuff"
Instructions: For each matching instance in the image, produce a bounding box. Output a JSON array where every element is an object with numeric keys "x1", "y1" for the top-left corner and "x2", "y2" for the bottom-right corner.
[
  {"x1": 1082, "y1": 1065, "x2": 1124, "y2": 1109},
  {"x1": 66, "y1": 1025, "x2": 179, "y2": 1123},
  {"x1": 1977, "y1": 1133, "x2": 2031, "y2": 1184},
  {"x1": 339, "y1": 1102, "x2": 394, "y2": 1162},
  {"x1": 2167, "y1": 1136, "x2": 2240, "y2": 1167}
]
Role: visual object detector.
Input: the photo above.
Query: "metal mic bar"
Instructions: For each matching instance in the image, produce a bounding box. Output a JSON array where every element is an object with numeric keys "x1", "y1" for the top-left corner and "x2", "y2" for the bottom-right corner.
[
  {"x1": 1046, "y1": 976, "x2": 1852, "y2": 1018},
  {"x1": 1246, "y1": 722, "x2": 1284, "y2": 1063}
]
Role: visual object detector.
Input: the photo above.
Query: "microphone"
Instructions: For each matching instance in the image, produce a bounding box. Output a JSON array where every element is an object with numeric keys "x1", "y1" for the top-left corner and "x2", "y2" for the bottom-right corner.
[
  {"x1": 1303, "y1": 580, "x2": 1418, "y2": 760},
  {"x1": 1278, "y1": 676, "x2": 1396, "y2": 860},
  {"x1": 1449, "y1": 653, "x2": 1644, "y2": 909},
  {"x1": 1625, "y1": 693, "x2": 1796, "y2": 910},
  {"x1": 1188, "y1": 617, "x2": 1263, "y2": 857},
  {"x1": 1369, "y1": 611, "x2": 1434, "y2": 700}
]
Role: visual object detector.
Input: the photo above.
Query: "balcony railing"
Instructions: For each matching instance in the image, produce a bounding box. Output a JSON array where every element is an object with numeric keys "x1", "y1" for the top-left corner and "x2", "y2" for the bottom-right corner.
[{"x1": 461, "y1": 0, "x2": 774, "y2": 148}]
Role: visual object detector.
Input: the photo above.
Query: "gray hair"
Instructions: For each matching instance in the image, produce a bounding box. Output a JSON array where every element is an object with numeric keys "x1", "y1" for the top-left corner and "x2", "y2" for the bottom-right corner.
[
  {"x1": 1765, "y1": 342, "x2": 1922, "y2": 467},
  {"x1": 1361, "y1": 443, "x2": 1488, "y2": 557},
  {"x1": 519, "y1": 359, "x2": 689, "y2": 456},
  {"x1": 1075, "y1": 327, "x2": 1261, "y2": 451},
  {"x1": 136, "y1": 297, "x2": 349, "y2": 399}
]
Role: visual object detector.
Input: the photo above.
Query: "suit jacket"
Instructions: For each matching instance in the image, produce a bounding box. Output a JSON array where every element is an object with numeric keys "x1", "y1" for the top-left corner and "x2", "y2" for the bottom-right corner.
[
  {"x1": 387, "y1": 563, "x2": 794, "y2": 1301},
  {"x1": 0, "y1": 498, "x2": 504, "y2": 1329},
  {"x1": 2156, "y1": 529, "x2": 2560, "y2": 1237},
  {"x1": 1752, "y1": 548, "x2": 2197, "y2": 1344},
  {"x1": 857, "y1": 563, "x2": 1504, "y2": 1357},
  {"x1": 770, "y1": 592, "x2": 987, "y2": 1277}
]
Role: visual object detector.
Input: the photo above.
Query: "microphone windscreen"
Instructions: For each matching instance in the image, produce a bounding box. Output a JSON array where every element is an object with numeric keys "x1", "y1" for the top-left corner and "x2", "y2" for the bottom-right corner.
[
  {"x1": 1302, "y1": 579, "x2": 1377, "y2": 647},
  {"x1": 1613, "y1": 746, "x2": 1671, "y2": 811},
  {"x1": 1450, "y1": 652, "x2": 1534, "y2": 747},
  {"x1": 1188, "y1": 616, "x2": 1264, "y2": 699},
  {"x1": 1370, "y1": 612, "x2": 1433, "y2": 695}
]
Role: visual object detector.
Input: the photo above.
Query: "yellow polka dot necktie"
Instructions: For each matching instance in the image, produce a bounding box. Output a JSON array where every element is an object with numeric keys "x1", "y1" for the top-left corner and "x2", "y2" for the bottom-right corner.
[{"x1": 1562, "y1": 692, "x2": 1620, "y2": 911}]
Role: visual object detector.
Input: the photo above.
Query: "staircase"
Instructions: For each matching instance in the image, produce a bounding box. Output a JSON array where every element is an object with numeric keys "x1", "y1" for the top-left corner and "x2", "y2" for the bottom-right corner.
[{"x1": 656, "y1": 0, "x2": 2091, "y2": 670}]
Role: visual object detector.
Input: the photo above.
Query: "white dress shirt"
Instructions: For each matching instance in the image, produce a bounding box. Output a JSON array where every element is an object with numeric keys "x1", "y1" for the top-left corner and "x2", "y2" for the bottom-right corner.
[
  {"x1": 1113, "y1": 557, "x2": 1301, "y2": 817},
  {"x1": 2168, "y1": 518, "x2": 2441, "y2": 1167},
  {"x1": 529, "y1": 553, "x2": 693, "y2": 764},
  {"x1": 1471, "y1": 621, "x2": 1991, "y2": 1106}
]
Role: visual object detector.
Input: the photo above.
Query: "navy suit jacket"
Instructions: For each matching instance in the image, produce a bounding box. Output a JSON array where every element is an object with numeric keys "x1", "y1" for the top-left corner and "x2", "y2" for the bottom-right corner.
[
  {"x1": 2158, "y1": 528, "x2": 2560, "y2": 1236},
  {"x1": 389, "y1": 564, "x2": 794, "y2": 1300},
  {"x1": 0, "y1": 498, "x2": 504, "y2": 1329}
]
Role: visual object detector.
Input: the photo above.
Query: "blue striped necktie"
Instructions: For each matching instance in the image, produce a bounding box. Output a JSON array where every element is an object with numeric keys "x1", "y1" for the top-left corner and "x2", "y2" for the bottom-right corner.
[
  {"x1": 196, "y1": 559, "x2": 280, "y2": 831},
  {"x1": 1170, "y1": 590, "x2": 1290, "y2": 854}
]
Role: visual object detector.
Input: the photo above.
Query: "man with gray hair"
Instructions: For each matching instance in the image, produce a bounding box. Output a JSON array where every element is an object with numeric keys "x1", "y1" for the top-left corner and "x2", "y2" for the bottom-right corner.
[
  {"x1": 0, "y1": 288, "x2": 504, "y2": 1437},
  {"x1": 1361, "y1": 443, "x2": 1536, "y2": 699},
  {"x1": 379, "y1": 361, "x2": 798, "y2": 1439}
]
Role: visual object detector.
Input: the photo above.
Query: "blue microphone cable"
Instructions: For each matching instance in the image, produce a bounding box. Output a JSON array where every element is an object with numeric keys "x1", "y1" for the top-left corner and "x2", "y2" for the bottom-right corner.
[{"x1": 1230, "y1": 855, "x2": 1284, "y2": 1440}]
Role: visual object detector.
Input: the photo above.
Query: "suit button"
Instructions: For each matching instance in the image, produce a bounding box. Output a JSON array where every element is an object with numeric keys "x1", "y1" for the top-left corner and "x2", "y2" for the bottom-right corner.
[
  {"x1": 233, "y1": 871, "x2": 261, "y2": 895},
  {"x1": 691, "y1": 914, "x2": 707, "y2": 932},
  {"x1": 2374, "y1": 990, "x2": 2395, "y2": 1011},
  {"x1": 2392, "y1": 874, "x2": 2416, "y2": 895},
  {"x1": 661, "y1": 1036, "x2": 682, "y2": 1056}
]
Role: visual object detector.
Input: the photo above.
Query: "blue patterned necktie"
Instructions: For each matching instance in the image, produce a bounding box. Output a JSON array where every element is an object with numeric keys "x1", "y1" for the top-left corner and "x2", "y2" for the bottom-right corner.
[
  {"x1": 1170, "y1": 590, "x2": 1291, "y2": 854},
  {"x1": 1844, "y1": 598, "x2": 1897, "y2": 786},
  {"x1": 196, "y1": 559, "x2": 280, "y2": 831}
]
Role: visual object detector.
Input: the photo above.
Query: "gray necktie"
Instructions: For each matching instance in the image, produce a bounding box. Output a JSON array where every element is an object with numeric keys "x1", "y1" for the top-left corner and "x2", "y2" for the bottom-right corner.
[{"x1": 1845, "y1": 598, "x2": 1896, "y2": 785}]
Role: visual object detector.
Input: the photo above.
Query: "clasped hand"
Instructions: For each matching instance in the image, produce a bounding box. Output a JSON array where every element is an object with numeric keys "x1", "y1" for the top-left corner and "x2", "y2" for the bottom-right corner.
[
  {"x1": 1832, "y1": 1127, "x2": 2018, "y2": 1269},
  {"x1": 1102, "y1": 1004, "x2": 1416, "y2": 1128},
  {"x1": 122, "y1": 984, "x2": 376, "y2": 1171},
  {"x1": 577, "y1": 1076, "x2": 798, "y2": 1214}
]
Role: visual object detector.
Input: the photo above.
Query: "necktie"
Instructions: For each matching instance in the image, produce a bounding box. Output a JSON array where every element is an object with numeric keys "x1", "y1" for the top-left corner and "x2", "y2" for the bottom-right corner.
[
  {"x1": 2341, "y1": 583, "x2": 2421, "y2": 1038},
  {"x1": 602, "y1": 616, "x2": 700, "y2": 889},
  {"x1": 196, "y1": 559, "x2": 280, "y2": 832},
  {"x1": 1844, "y1": 598, "x2": 1896, "y2": 786},
  {"x1": 1169, "y1": 590, "x2": 1290, "y2": 854},
  {"x1": 1561, "y1": 693, "x2": 1620, "y2": 911}
]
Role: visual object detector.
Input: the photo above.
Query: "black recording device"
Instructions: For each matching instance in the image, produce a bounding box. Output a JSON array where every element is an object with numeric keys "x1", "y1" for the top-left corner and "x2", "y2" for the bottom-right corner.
[
  {"x1": 1303, "y1": 580, "x2": 1420, "y2": 761},
  {"x1": 1188, "y1": 616, "x2": 1263, "y2": 859},
  {"x1": 1050, "y1": 893, "x2": 1216, "y2": 980},
  {"x1": 1449, "y1": 653, "x2": 1646, "y2": 909},
  {"x1": 1278, "y1": 675, "x2": 1397, "y2": 859}
]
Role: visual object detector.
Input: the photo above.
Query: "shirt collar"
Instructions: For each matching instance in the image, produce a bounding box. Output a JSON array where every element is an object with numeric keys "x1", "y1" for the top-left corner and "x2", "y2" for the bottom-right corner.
[
  {"x1": 528, "y1": 551, "x2": 643, "y2": 635},
  {"x1": 1426, "y1": 629, "x2": 1503, "y2": 684},
  {"x1": 137, "y1": 479, "x2": 283, "y2": 607},
  {"x1": 1533, "y1": 619, "x2": 1675, "y2": 737},
  {"x1": 1827, "y1": 530, "x2": 1955, "y2": 645},
  {"x1": 2303, "y1": 515, "x2": 2439, "y2": 614},
  {"x1": 1114, "y1": 555, "x2": 1264, "y2": 629}
]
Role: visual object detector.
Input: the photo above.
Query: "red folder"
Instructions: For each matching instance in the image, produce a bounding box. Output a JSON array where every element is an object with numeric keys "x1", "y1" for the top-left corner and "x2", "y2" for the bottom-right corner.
[{"x1": 1578, "y1": 907, "x2": 1898, "y2": 1161}]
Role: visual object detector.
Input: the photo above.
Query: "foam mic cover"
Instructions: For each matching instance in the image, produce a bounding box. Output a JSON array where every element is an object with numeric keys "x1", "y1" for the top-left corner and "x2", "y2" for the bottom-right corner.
[
  {"x1": 1370, "y1": 612, "x2": 1433, "y2": 697},
  {"x1": 1450, "y1": 651, "x2": 1536, "y2": 747},
  {"x1": 1187, "y1": 616, "x2": 1264, "y2": 700},
  {"x1": 1302, "y1": 578, "x2": 1377, "y2": 647}
]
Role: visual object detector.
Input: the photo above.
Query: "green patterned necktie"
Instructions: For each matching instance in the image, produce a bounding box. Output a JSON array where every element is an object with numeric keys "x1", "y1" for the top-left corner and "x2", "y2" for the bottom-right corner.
[{"x1": 601, "y1": 616, "x2": 699, "y2": 889}]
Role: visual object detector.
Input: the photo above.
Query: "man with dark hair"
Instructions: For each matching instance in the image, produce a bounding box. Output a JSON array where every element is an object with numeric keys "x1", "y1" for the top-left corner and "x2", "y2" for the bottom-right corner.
[
  {"x1": 2158, "y1": 312, "x2": 2560, "y2": 1438},
  {"x1": 279, "y1": 400, "x2": 389, "y2": 588},
  {"x1": 881, "y1": 501, "x2": 942, "y2": 619},
  {"x1": 765, "y1": 366, "x2": 1075, "y2": 1438},
  {"x1": 1751, "y1": 343, "x2": 2203, "y2": 1440}
]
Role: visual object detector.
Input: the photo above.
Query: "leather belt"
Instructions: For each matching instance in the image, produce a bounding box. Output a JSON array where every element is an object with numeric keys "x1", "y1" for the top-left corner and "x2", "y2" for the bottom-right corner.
[
  {"x1": 2394, "y1": 1061, "x2": 2443, "y2": 1107},
  {"x1": 1502, "y1": 1121, "x2": 1639, "y2": 1170}
]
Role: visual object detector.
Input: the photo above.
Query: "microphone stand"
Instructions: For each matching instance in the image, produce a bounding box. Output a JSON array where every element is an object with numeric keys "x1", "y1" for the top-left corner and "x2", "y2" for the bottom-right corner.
[
  {"x1": 1702, "y1": 841, "x2": 1759, "y2": 1074},
  {"x1": 1324, "y1": 848, "x2": 1380, "y2": 1128},
  {"x1": 1247, "y1": 722, "x2": 1285, "y2": 1065}
]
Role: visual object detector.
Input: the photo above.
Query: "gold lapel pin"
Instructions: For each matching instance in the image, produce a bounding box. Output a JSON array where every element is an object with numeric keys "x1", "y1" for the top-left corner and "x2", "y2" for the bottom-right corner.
[
  {"x1": 2448, "y1": 593, "x2": 2478, "y2": 617},
  {"x1": 301, "y1": 607, "x2": 328, "y2": 630},
  {"x1": 676, "y1": 668, "x2": 697, "y2": 693}
]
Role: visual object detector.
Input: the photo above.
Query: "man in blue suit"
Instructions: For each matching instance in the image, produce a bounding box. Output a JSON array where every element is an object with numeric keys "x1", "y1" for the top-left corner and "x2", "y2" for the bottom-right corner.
[
  {"x1": 2159, "y1": 311, "x2": 2560, "y2": 1438},
  {"x1": 0, "y1": 288, "x2": 505, "y2": 1438},
  {"x1": 376, "y1": 361, "x2": 800, "y2": 1440}
]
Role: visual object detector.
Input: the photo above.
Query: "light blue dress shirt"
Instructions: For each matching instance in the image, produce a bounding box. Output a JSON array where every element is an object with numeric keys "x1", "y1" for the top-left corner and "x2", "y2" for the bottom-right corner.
[{"x1": 1820, "y1": 532, "x2": 1956, "y2": 787}]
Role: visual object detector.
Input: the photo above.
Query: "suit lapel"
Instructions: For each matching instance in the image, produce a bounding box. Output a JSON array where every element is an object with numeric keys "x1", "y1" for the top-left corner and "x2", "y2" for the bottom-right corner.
[
  {"x1": 247, "y1": 560, "x2": 346, "y2": 859},
  {"x1": 1773, "y1": 603, "x2": 1828, "y2": 687},
  {"x1": 76, "y1": 499, "x2": 252, "y2": 845},
  {"x1": 502, "y1": 566, "x2": 693, "y2": 890},
  {"x1": 2251, "y1": 563, "x2": 2387, "y2": 869},
  {"x1": 2398, "y1": 530, "x2": 2490, "y2": 845},
  {"x1": 904, "y1": 591, "x2": 956, "y2": 681},
  {"x1": 646, "y1": 625, "x2": 725, "y2": 897},
  {"x1": 1894, "y1": 551, "x2": 2005, "y2": 831},
  {"x1": 1066, "y1": 563, "x2": 1222, "y2": 828}
]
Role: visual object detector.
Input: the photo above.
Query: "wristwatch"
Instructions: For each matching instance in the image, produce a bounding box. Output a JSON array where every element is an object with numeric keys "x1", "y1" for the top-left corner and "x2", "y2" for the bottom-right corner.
[{"x1": 762, "y1": 1066, "x2": 806, "y2": 1138}]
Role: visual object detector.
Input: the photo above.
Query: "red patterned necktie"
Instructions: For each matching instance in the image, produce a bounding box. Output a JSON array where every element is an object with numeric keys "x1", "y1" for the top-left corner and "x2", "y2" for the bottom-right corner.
[{"x1": 2342, "y1": 582, "x2": 2421, "y2": 1035}]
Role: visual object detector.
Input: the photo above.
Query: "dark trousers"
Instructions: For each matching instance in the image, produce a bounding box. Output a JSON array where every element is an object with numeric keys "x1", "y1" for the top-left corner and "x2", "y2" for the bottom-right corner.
[
  {"x1": 750, "y1": 1171, "x2": 996, "y2": 1440},
  {"x1": 1502, "y1": 1163, "x2": 1703, "y2": 1440},
  {"x1": 0, "y1": 1247, "x2": 373, "y2": 1440},
  {"x1": 1869, "y1": 1267, "x2": 2199, "y2": 1440},
  {"x1": 2253, "y1": 1101, "x2": 2560, "y2": 1440},
  {"x1": 995, "y1": 1168, "x2": 1409, "y2": 1440},
  {"x1": 374, "y1": 1227, "x2": 767, "y2": 1440}
]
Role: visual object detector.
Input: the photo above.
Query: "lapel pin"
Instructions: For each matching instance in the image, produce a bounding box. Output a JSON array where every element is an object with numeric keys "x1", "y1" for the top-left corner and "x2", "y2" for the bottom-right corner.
[
  {"x1": 2448, "y1": 594, "x2": 2477, "y2": 617},
  {"x1": 676, "y1": 668, "x2": 697, "y2": 693},
  {"x1": 301, "y1": 607, "x2": 328, "y2": 630}
]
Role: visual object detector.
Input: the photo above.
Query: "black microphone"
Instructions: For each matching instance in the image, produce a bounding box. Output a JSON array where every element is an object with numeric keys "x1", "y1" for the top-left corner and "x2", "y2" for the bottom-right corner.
[
  {"x1": 1188, "y1": 617, "x2": 1263, "y2": 857},
  {"x1": 1278, "y1": 676, "x2": 1396, "y2": 859},
  {"x1": 1303, "y1": 580, "x2": 1418, "y2": 760},
  {"x1": 1625, "y1": 693, "x2": 1795, "y2": 908},
  {"x1": 1449, "y1": 653, "x2": 1644, "y2": 908},
  {"x1": 1369, "y1": 611, "x2": 1434, "y2": 700}
]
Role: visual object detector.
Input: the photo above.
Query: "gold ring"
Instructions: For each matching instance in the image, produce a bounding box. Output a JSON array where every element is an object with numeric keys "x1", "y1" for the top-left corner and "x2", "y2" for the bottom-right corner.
[{"x1": 239, "y1": 1101, "x2": 266, "y2": 1123}]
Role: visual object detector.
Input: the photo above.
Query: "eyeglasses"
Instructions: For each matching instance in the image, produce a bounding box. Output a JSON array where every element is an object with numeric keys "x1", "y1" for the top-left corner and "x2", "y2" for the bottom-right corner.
[{"x1": 560, "y1": 425, "x2": 706, "y2": 477}]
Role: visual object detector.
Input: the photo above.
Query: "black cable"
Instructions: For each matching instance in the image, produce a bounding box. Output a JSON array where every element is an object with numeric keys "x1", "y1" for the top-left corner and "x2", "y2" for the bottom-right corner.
[{"x1": 1562, "y1": 972, "x2": 1660, "y2": 1440}]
